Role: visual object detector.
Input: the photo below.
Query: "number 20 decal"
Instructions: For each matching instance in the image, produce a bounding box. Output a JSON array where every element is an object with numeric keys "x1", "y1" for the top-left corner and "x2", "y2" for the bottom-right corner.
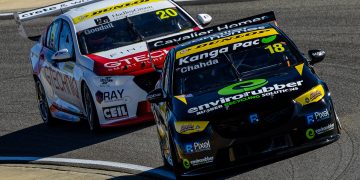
[{"x1": 156, "y1": 9, "x2": 178, "y2": 19}]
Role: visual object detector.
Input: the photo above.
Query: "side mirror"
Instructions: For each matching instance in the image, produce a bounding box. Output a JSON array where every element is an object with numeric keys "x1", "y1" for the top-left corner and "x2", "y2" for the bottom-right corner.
[
  {"x1": 52, "y1": 49, "x2": 72, "y2": 61},
  {"x1": 147, "y1": 88, "x2": 166, "y2": 103},
  {"x1": 197, "y1": 14, "x2": 212, "y2": 27},
  {"x1": 308, "y1": 49, "x2": 325, "y2": 65}
]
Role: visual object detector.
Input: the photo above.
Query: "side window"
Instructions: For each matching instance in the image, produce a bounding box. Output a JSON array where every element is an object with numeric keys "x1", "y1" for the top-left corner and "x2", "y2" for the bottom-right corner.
[
  {"x1": 46, "y1": 20, "x2": 61, "y2": 51},
  {"x1": 58, "y1": 20, "x2": 74, "y2": 56}
]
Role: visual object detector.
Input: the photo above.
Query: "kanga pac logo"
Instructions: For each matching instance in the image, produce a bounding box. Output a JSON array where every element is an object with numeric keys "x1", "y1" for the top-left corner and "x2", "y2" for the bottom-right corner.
[{"x1": 218, "y1": 79, "x2": 268, "y2": 96}]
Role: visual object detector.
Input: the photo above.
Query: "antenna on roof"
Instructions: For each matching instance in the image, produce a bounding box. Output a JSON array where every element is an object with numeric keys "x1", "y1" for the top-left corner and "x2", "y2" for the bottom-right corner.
[{"x1": 146, "y1": 42, "x2": 162, "y2": 73}]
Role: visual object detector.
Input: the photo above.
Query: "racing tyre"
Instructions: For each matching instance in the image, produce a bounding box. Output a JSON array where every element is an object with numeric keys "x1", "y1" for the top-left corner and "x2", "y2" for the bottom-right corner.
[
  {"x1": 168, "y1": 131, "x2": 184, "y2": 179},
  {"x1": 83, "y1": 84, "x2": 100, "y2": 132},
  {"x1": 35, "y1": 80, "x2": 55, "y2": 126}
]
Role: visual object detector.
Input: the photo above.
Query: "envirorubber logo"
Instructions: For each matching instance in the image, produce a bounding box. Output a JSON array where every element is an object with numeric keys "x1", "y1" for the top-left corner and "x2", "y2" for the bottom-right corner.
[{"x1": 218, "y1": 79, "x2": 268, "y2": 95}]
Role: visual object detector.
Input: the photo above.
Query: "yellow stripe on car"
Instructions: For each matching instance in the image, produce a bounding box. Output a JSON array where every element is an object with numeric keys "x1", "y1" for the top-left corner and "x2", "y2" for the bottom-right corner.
[
  {"x1": 176, "y1": 28, "x2": 279, "y2": 59},
  {"x1": 73, "y1": 0, "x2": 163, "y2": 24},
  {"x1": 295, "y1": 84, "x2": 325, "y2": 106}
]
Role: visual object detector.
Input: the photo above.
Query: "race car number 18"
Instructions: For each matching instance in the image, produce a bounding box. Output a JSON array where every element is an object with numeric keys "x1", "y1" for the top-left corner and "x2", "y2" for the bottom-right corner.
[
  {"x1": 265, "y1": 43, "x2": 285, "y2": 54},
  {"x1": 156, "y1": 9, "x2": 178, "y2": 19}
]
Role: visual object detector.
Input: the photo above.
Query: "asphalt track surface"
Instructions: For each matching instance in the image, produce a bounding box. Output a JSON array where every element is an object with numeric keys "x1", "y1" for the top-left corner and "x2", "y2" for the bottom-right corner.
[{"x1": 0, "y1": 0, "x2": 360, "y2": 179}]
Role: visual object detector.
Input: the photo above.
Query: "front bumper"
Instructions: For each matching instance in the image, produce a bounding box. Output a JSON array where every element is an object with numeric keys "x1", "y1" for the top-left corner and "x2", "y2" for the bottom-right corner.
[{"x1": 173, "y1": 95, "x2": 340, "y2": 177}]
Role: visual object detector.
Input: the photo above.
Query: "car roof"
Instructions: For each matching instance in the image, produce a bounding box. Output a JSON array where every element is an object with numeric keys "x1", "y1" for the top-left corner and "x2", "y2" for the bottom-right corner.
[{"x1": 63, "y1": 0, "x2": 177, "y2": 32}]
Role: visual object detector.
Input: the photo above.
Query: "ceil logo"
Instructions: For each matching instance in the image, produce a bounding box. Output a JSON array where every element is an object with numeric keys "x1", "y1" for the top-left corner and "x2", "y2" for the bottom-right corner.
[{"x1": 218, "y1": 79, "x2": 268, "y2": 96}]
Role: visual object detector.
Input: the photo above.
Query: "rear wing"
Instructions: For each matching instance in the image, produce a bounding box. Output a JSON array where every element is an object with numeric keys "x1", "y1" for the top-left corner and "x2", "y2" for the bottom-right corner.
[
  {"x1": 14, "y1": 0, "x2": 98, "y2": 41},
  {"x1": 147, "y1": 11, "x2": 277, "y2": 51}
]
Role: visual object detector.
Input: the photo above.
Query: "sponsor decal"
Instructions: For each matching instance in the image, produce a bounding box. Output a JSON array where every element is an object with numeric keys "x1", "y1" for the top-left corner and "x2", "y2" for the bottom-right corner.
[
  {"x1": 218, "y1": 79, "x2": 268, "y2": 96},
  {"x1": 102, "y1": 48, "x2": 169, "y2": 68},
  {"x1": 183, "y1": 159, "x2": 190, "y2": 169},
  {"x1": 148, "y1": 11, "x2": 276, "y2": 49},
  {"x1": 188, "y1": 80, "x2": 303, "y2": 115},
  {"x1": 177, "y1": 59, "x2": 219, "y2": 74},
  {"x1": 44, "y1": 67, "x2": 80, "y2": 99},
  {"x1": 174, "y1": 121, "x2": 209, "y2": 135},
  {"x1": 99, "y1": 77, "x2": 114, "y2": 87},
  {"x1": 94, "y1": 16, "x2": 111, "y2": 25},
  {"x1": 111, "y1": 5, "x2": 154, "y2": 20},
  {"x1": 306, "y1": 109, "x2": 330, "y2": 125},
  {"x1": 309, "y1": 90, "x2": 322, "y2": 102},
  {"x1": 84, "y1": 23, "x2": 114, "y2": 35},
  {"x1": 184, "y1": 140, "x2": 211, "y2": 154},
  {"x1": 18, "y1": 0, "x2": 93, "y2": 20},
  {"x1": 176, "y1": 28, "x2": 278, "y2": 59},
  {"x1": 103, "y1": 104, "x2": 129, "y2": 120},
  {"x1": 295, "y1": 84, "x2": 325, "y2": 106},
  {"x1": 306, "y1": 123, "x2": 335, "y2": 140},
  {"x1": 177, "y1": 38, "x2": 261, "y2": 66},
  {"x1": 189, "y1": 156, "x2": 214, "y2": 167},
  {"x1": 95, "y1": 90, "x2": 129, "y2": 104},
  {"x1": 261, "y1": 35, "x2": 277, "y2": 44},
  {"x1": 249, "y1": 113, "x2": 259, "y2": 124},
  {"x1": 72, "y1": 0, "x2": 162, "y2": 24},
  {"x1": 306, "y1": 128, "x2": 315, "y2": 140},
  {"x1": 315, "y1": 123, "x2": 335, "y2": 135}
]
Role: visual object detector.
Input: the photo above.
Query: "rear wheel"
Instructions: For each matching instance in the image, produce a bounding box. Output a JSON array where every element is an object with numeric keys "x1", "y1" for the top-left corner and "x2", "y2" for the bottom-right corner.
[
  {"x1": 35, "y1": 80, "x2": 55, "y2": 125},
  {"x1": 83, "y1": 84, "x2": 100, "y2": 132}
]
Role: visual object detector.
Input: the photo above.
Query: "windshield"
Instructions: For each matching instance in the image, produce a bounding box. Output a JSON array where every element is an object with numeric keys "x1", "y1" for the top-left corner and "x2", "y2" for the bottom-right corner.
[
  {"x1": 174, "y1": 34, "x2": 301, "y2": 95},
  {"x1": 78, "y1": 7, "x2": 196, "y2": 54}
]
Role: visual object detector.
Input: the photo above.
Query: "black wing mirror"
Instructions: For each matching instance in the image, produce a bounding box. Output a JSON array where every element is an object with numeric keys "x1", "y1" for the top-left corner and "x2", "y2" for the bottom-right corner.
[
  {"x1": 308, "y1": 49, "x2": 326, "y2": 65},
  {"x1": 147, "y1": 88, "x2": 166, "y2": 103}
]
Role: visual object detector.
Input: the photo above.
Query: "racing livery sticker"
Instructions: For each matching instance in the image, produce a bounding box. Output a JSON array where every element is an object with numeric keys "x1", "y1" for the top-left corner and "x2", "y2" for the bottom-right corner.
[
  {"x1": 184, "y1": 139, "x2": 211, "y2": 154},
  {"x1": 175, "y1": 121, "x2": 209, "y2": 134},
  {"x1": 187, "y1": 80, "x2": 303, "y2": 115},
  {"x1": 295, "y1": 84, "x2": 325, "y2": 106},
  {"x1": 103, "y1": 104, "x2": 129, "y2": 120},
  {"x1": 306, "y1": 123, "x2": 335, "y2": 140},
  {"x1": 176, "y1": 28, "x2": 279, "y2": 59},
  {"x1": 306, "y1": 109, "x2": 330, "y2": 125},
  {"x1": 183, "y1": 156, "x2": 214, "y2": 169},
  {"x1": 73, "y1": 0, "x2": 164, "y2": 24}
]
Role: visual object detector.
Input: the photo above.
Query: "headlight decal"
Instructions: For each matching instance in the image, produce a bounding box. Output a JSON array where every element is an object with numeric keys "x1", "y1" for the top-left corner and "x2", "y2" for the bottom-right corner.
[
  {"x1": 174, "y1": 121, "x2": 209, "y2": 134},
  {"x1": 295, "y1": 84, "x2": 325, "y2": 106}
]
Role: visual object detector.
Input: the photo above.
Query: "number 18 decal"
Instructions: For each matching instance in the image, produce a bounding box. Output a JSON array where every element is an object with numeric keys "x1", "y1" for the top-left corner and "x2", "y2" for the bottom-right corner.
[
  {"x1": 265, "y1": 43, "x2": 285, "y2": 54},
  {"x1": 156, "y1": 9, "x2": 178, "y2": 19}
]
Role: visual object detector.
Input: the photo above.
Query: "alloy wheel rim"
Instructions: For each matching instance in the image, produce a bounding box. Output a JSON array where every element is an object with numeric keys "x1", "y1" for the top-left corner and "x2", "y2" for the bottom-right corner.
[
  {"x1": 37, "y1": 82, "x2": 48, "y2": 122},
  {"x1": 84, "y1": 87, "x2": 94, "y2": 130}
]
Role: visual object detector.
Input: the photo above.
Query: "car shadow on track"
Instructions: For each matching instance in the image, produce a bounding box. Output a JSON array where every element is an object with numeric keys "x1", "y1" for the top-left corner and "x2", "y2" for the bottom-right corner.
[{"x1": 0, "y1": 120, "x2": 155, "y2": 157}]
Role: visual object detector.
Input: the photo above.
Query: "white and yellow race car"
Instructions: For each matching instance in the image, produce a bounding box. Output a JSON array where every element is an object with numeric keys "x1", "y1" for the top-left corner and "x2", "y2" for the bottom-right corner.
[{"x1": 15, "y1": 0, "x2": 212, "y2": 131}]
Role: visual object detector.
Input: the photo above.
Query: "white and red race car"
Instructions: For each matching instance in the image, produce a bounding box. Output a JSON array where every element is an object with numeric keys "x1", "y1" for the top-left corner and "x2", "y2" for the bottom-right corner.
[{"x1": 15, "y1": 0, "x2": 212, "y2": 131}]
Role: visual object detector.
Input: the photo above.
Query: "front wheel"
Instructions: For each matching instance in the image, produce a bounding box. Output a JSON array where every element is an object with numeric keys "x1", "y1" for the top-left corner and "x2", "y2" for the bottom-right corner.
[
  {"x1": 83, "y1": 84, "x2": 100, "y2": 132},
  {"x1": 168, "y1": 131, "x2": 184, "y2": 179},
  {"x1": 35, "y1": 79, "x2": 55, "y2": 126}
]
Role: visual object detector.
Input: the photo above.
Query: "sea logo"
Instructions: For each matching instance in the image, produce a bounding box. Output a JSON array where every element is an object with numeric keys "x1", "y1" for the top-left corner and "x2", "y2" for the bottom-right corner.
[
  {"x1": 306, "y1": 114, "x2": 315, "y2": 125},
  {"x1": 249, "y1": 113, "x2": 259, "y2": 124},
  {"x1": 306, "y1": 128, "x2": 315, "y2": 140},
  {"x1": 218, "y1": 79, "x2": 268, "y2": 96},
  {"x1": 185, "y1": 143, "x2": 194, "y2": 153}
]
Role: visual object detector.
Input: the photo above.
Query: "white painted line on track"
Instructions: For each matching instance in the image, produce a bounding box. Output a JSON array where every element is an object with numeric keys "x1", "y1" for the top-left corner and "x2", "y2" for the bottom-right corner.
[{"x1": 0, "y1": 156, "x2": 175, "y2": 179}]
